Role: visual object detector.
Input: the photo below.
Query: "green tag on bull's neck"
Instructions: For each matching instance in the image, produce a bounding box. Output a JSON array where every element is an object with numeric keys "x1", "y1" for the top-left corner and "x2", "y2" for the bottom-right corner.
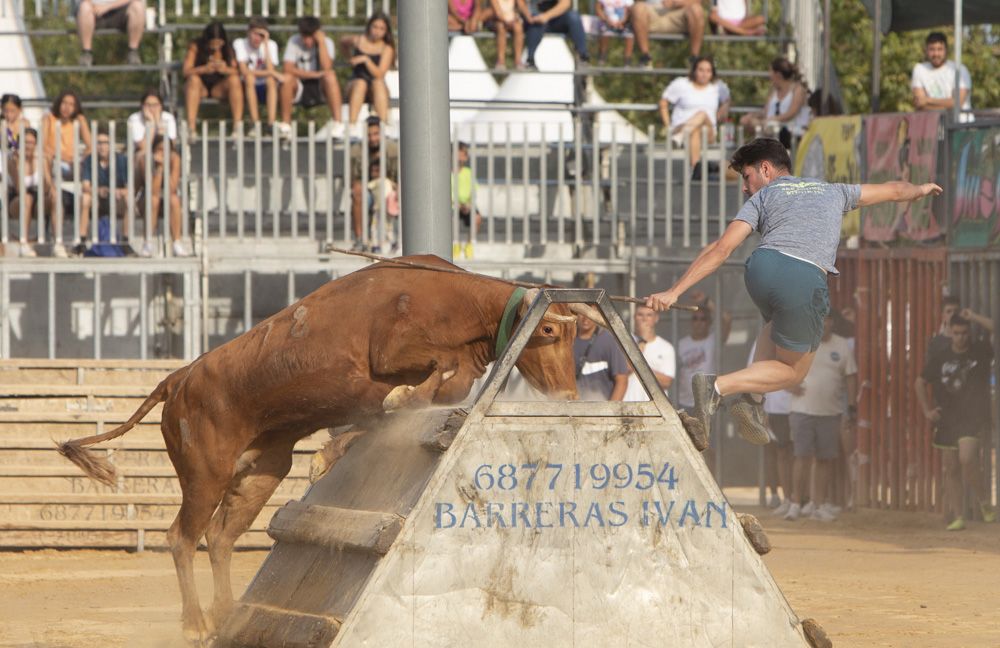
[{"x1": 495, "y1": 287, "x2": 527, "y2": 358}]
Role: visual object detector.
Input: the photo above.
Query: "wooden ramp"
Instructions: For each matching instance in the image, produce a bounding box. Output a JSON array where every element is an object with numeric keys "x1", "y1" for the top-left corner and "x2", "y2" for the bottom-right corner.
[
  {"x1": 0, "y1": 359, "x2": 325, "y2": 549},
  {"x1": 219, "y1": 290, "x2": 823, "y2": 648}
]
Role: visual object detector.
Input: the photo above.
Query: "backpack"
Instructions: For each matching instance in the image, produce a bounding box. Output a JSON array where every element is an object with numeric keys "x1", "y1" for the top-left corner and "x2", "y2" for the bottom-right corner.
[{"x1": 84, "y1": 218, "x2": 127, "y2": 257}]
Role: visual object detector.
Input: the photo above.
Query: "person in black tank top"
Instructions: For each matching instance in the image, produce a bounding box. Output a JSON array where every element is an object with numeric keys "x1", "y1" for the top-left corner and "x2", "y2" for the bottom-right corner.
[{"x1": 340, "y1": 11, "x2": 395, "y2": 131}]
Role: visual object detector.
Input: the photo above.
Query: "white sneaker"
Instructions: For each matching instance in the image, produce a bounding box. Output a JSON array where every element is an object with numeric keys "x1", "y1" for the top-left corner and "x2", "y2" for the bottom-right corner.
[
  {"x1": 811, "y1": 506, "x2": 837, "y2": 522},
  {"x1": 19, "y1": 243, "x2": 37, "y2": 257},
  {"x1": 172, "y1": 240, "x2": 191, "y2": 257},
  {"x1": 784, "y1": 502, "x2": 801, "y2": 521},
  {"x1": 51, "y1": 242, "x2": 68, "y2": 258},
  {"x1": 275, "y1": 122, "x2": 292, "y2": 139},
  {"x1": 140, "y1": 241, "x2": 154, "y2": 257},
  {"x1": 383, "y1": 122, "x2": 399, "y2": 140},
  {"x1": 820, "y1": 503, "x2": 842, "y2": 517},
  {"x1": 768, "y1": 493, "x2": 782, "y2": 508},
  {"x1": 801, "y1": 501, "x2": 817, "y2": 517},
  {"x1": 327, "y1": 121, "x2": 346, "y2": 140},
  {"x1": 772, "y1": 500, "x2": 791, "y2": 517}
]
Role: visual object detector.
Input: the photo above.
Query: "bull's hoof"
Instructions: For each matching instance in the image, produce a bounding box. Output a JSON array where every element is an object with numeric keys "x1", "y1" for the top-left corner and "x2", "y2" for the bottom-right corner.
[
  {"x1": 182, "y1": 612, "x2": 214, "y2": 647},
  {"x1": 383, "y1": 385, "x2": 416, "y2": 411},
  {"x1": 737, "y1": 513, "x2": 771, "y2": 555},
  {"x1": 801, "y1": 618, "x2": 832, "y2": 648},
  {"x1": 678, "y1": 410, "x2": 709, "y2": 452}
]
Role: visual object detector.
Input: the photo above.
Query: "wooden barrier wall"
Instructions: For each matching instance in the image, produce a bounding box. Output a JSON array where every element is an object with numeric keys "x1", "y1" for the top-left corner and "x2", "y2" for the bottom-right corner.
[{"x1": 831, "y1": 248, "x2": 949, "y2": 512}]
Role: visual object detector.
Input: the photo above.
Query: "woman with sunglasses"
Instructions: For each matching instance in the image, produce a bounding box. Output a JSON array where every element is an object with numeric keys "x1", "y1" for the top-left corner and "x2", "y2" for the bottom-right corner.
[{"x1": 740, "y1": 57, "x2": 811, "y2": 149}]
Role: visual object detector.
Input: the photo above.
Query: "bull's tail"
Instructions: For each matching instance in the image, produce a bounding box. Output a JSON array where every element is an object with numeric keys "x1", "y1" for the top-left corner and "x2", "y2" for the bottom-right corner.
[{"x1": 57, "y1": 379, "x2": 170, "y2": 487}]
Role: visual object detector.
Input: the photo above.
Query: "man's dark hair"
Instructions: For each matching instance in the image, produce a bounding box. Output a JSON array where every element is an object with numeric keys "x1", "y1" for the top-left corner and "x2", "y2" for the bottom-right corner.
[
  {"x1": 728, "y1": 137, "x2": 791, "y2": 173},
  {"x1": 366, "y1": 115, "x2": 381, "y2": 127},
  {"x1": 97, "y1": 123, "x2": 110, "y2": 137},
  {"x1": 248, "y1": 16, "x2": 269, "y2": 31},
  {"x1": 950, "y1": 314, "x2": 970, "y2": 328},
  {"x1": 297, "y1": 15, "x2": 321, "y2": 36},
  {"x1": 926, "y1": 32, "x2": 947, "y2": 48},
  {"x1": 458, "y1": 141, "x2": 470, "y2": 152},
  {"x1": 942, "y1": 295, "x2": 961, "y2": 309}
]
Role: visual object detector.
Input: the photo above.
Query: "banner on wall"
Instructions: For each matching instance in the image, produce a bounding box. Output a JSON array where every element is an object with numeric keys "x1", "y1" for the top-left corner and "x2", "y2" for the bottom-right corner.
[
  {"x1": 794, "y1": 116, "x2": 863, "y2": 238},
  {"x1": 861, "y1": 112, "x2": 942, "y2": 243},
  {"x1": 950, "y1": 126, "x2": 1000, "y2": 248}
]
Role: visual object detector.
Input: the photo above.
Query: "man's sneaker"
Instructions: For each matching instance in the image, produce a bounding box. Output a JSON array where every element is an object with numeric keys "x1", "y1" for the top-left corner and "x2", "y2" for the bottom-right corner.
[
  {"x1": 126, "y1": 48, "x2": 142, "y2": 65},
  {"x1": 140, "y1": 241, "x2": 154, "y2": 258},
  {"x1": 326, "y1": 121, "x2": 346, "y2": 140},
  {"x1": 981, "y1": 502, "x2": 997, "y2": 523},
  {"x1": 51, "y1": 243, "x2": 68, "y2": 258},
  {"x1": 810, "y1": 506, "x2": 837, "y2": 522},
  {"x1": 821, "y1": 503, "x2": 842, "y2": 517},
  {"x1": 172, "y1": 240, "x2": 191, "y2": 257},
  {"x1": 728, "y1": 394, "x2": 771, "y2": 445},
  {"x1": 946, "y1": 517, "x2": 965, "y2": 531},
  {"x1": 768, "y1": 493, "x2": 782, "y2": 508},
  {"x1": 690, "y1": 373, "x2": 721, "y2": 443},
  {"x1": 772, "y1": 500, "x2": 791, "y2": 517},
  {"x1": 638, "y1": 54, "x2": 652, "y2": 69},
  {"x1": 801, "y1": 501, "x2": 816, "y2": 517},
  {"x1": 783, "y1": 502, "x2": 801, "y2": 521},
  {"x1": 79, "y1": 50, "x2": 93, "y2": 67},
  {"x1": 275, "y1": 122, "x2": 292, "y2": 139},
  {"x1": 18, "y1": 243, "x2": 36, "y2": 258}
]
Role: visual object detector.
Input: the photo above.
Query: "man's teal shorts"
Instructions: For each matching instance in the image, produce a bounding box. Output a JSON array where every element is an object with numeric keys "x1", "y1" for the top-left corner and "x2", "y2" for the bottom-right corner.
[{"x1": 744, "y1": 248, "x2": 830, "y2": 353}]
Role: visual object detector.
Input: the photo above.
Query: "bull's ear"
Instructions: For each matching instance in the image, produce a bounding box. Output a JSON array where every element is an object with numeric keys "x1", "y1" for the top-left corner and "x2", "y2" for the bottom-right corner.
[
  {"x1": 518, "y1": 288, "x2": 541, "y2": 317},
  {"x1": 569, "y1": 303, "x2": 608, "y2": 329}
]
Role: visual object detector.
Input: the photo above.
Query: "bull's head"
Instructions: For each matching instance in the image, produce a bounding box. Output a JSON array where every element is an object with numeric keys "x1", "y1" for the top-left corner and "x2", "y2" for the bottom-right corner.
[{"x1": 511, "y1": 289, "x2": 605, "y2": 401}]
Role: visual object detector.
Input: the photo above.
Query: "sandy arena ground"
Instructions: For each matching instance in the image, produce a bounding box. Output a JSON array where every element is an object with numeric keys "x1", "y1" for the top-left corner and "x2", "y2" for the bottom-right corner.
[{"x1": 1, "y1": 505, "x2": 999, "y2": 647}]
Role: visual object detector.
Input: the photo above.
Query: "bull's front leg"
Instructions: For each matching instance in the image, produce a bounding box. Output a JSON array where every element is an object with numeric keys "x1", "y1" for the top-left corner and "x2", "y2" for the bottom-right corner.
[{"x1": 382, "y1": 363, "x2": 458, "y2": 412}]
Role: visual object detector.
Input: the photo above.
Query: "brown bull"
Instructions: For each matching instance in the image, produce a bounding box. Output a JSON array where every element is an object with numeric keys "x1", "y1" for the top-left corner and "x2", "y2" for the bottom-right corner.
[{"x1": 58, "y1": 256, "x2": 594, "y2": 645}]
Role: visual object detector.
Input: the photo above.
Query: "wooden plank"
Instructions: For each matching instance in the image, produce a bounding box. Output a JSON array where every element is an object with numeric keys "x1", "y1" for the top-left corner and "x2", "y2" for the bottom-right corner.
[
  {"x1": 223, "y1": 603, "x2": 341, "y2": 648},
  {"x1": 0, "y1": 397, "x2": 160, "y2": 413},
  {"x1": 0, "y1": 528, "x2": 273, "y2": 549},
  {"x1": 0, "y1": 412, "x2": 164, "y2": 423},
  {"x1": 267, "y1": 501, "x2": 403, "y2": 555},
  {"x1": 0, "y1": 493, "x2": 298, "y2": 506},
  {"x1": 0, "y1": 474, "x2": 311, "y2": 497}
]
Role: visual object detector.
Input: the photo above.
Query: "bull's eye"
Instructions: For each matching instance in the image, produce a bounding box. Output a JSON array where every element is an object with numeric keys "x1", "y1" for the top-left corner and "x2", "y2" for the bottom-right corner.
[{"x1": 542, "y1": 325, "x2": 554, "y2": 335}]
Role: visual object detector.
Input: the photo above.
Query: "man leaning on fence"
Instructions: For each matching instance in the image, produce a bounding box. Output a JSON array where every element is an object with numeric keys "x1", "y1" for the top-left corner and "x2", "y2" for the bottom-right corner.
[{"x1": 911, "y1": 32, "x2": 973, "y2": 122}]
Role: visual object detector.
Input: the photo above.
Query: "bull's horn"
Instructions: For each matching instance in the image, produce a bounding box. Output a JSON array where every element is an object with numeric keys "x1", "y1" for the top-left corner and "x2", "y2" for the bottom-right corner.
[
  {"x1": 518, "y1": 288, "x2": 541, "y2": 316},
  {"x1": 568, "y1": 303, "x2": 608, "y2": 328},
  {"x1": 542, "y1": 312, "x2": 577, "y2": 323}
]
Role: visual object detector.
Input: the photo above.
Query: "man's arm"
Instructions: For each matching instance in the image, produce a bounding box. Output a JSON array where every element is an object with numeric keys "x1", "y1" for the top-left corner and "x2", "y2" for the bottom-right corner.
[
  {"x1": 610, "y1": 374, "x2": 629, "y2": 401},
  {"x1": 913, "y1": 87, "x2": 968, "y2": 111},
  {"x1": 913, "y1": 376, "x2": 940, "y2": 422},
  {"x1": 646, "y1": 220, "x2": 753, "y2": 312},
  {"x1": 846, "y1": 373, "x2": 858, "y2": 420},
  {"x1": 857, "y1": 181, "x2": 942, "y2": 208},
  {"x1": 535, "y1": 0, "x2": 570, "y2": 22},
  {"x1": 961, "y1": 308, "x2": 994, "y2": 334},
  {"x1": 652, "y1": 370, "x2": 673, "y2": 390},
  {"x1": 315, "y1": 32, "x2": 333, "y2": 72}
]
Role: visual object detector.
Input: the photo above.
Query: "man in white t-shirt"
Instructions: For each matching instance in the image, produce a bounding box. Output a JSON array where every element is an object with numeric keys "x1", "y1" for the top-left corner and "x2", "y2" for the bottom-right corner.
[
  {"x1": 624, "y1": 305, "x2": 675, "y2": 402},
  {"x1": 784, "y1": 314, "x2": 856, "y2": 523},
  {"x1": 278, "y1": 16, "x2": 344, "y2": 139},
  {"x1": 676, "y1": 291, "x2": 731, "y2": 411},
  {"x1": 234, "y1": 17, "x2": 285, "y2": 127},
  {"x1": 911, "y1": 32, "x2": 973, "y2": 121}
]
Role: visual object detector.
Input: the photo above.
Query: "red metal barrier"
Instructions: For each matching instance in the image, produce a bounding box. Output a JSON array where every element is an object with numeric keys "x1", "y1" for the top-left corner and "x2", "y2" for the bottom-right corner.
[{"x1": 831, "y1": 248, "x2": 948, "y2": 512}]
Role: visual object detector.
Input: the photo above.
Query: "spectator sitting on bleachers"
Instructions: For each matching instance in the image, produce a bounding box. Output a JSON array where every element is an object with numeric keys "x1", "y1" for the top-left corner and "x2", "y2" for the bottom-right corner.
[
  {"x1": 632, "y1": 0, "x2": 705, "y2": 68},
  {"x1": 279, "y1": 16, "x2": 344, "y2": 140},
  {"x1": 341, "y1": 11, "x2": 395, "y2": 134},
  {"x1": 658, "y1": 56, "x2": 730, "y2": 178},
  {"x1": 135, "y1": 135, "x2": 187, "y2": 257},
  {"x1": 42, "y1": 90, "x2": 93, "y2": 172},
  {"x1": 183, "y1": 21, "x2": 244, "y2": 136},
  {"x1": 234, "y1": 17, "x2": 284, "y2": 128},
  {"x1": 911, "y1": 32, "x2": 973, "y2": 122},
  {"x1": 2, "y1": 94, "x2": 31, "y2": 153},
  {"x1": 448, "y1": 0, "x2": 483, "y2": 34},
  {"x1": 482, "y1": 0, "x2": 525, "y2": 70},
  {"x1": 740, "y1": 57, "x2": 811, "y2": 150},
  {"x1": 127, "y1": 89, "x2": 178, "y2": 153},
  {"x1": 78, "y1": 125, "x2": 128, "y2": 255},
  {"x1": 708, "y1": 0, "x2": 765, "y2": 36},
  {"x1": 594, "y1": 0, "x2": 634, "y2": 67},
  {"x1": 75, "y1": 0, "x2": 146, "y2": 67},
  {"x1": 5, "y1": 128, "x2": 51, "y2": 257},
  {"x1": 523, "y1": 0, "x2": 590, "y2": 69}
]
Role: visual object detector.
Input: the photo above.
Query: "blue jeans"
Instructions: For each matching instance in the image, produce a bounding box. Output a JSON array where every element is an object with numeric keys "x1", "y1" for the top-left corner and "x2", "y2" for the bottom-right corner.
[{"x1": 525, "y1": 11, "x2": 589, "y2": 64}]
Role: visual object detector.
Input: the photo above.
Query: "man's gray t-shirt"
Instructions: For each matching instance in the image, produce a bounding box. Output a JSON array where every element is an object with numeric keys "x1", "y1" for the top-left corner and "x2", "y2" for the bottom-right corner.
[
  {"x1": 574, "y1": 330, "x2": 629, "y2": 401},
  {"x1": 733, "y1": 176, "x2": 861, "y2": 274}
]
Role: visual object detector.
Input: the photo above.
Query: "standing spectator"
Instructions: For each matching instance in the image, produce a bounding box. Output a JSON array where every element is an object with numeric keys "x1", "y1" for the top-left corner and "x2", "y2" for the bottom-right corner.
[
  {"x1": 5, "y1": 128, "x2": 50, "y2": 257},
  {"x1": 675, "y1": 290, "x2": 731, "y2": 412},
  {"x1": 75, "y1": 0, "x2": 146, "y2": 67},
  {"x1": 2, "y1": 94, "x2": 31, "y2": 153},
  {"x1": 631, "y1": 0, "x2": 705, "y2": 67},
  {"x1": 915, "y1": 314, "x2": 996, "y2": 530},
  {"x1": 911, "y1": 32, "x2": 973, "y2": 121},
  {"x1": 78, "y1": 125, "x2": 128, "y2": 255},
  {"x1": 365, "y1": 158, "x2": 400, "y2": 253},
  {"x1": 748, "y1": 341, "x2": 794, "y2": 512},
  {"x1": 350, "y1": 117, "x2": 398, "y2": 249},
  {"x1": 448, "y1": 0, "x2": 482, "y2": 34},
  {"x1": 594, "y1": 0, "x2": 634, "y2": 67},
  {"x1": 659, "y1": 56, "x2": 730, "y2": 178},
  {"x1": 127, "y1": 89, "x2": 178, "y2": 153},
  {"x1": 574, "y1": 312, "x2": 629, "y2": 401},
  {"x1": 341, "y1": 11, "x2": 395, "y2": 132},
  {"x1": 739, "y1": 58, "x2": 811, "y2": 150},
  {"x1": 709, "y1": 0, "x2": 765, "y2": 36},
  {"x1": 522, "y1": 0, "x2": 590, "y2": 69},
  {"x1": 623, "y1": 305, "x2": 675, "y2": 402},
  {"x1": 234, "y1": 17, "x2": 284, "y2": 128},
  {"x1": 279, "y1": 16, "x2": 344, "y2": 140},
  {"x1": 135, "y1": 136, "x2": 187, "y2": 257},
  {"x1": 451, "y1": 141, "x2": 482, "y2": 258},
  {"x1": 784, "y1": 314, "x2": 857, "y2": 522},
  {"x1": 183, "y1": 21, "x2": 244, "y2": 136},
  {"x1": 482, "y1": 0, "x2": 525, "y2": 70}
]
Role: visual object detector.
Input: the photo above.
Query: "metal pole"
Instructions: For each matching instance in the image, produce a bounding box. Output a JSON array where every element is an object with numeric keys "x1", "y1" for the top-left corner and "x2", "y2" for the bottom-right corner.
[
  {"x1": 871, "y1": 0, "x2": 881, "y2": 113},
  {"x1": 821, "y1": 0, "x2": 831, "y2": 114},
  {"x1": 953, "y1": 0, "x2": 963, "y2": 123},
  {"x1": 398, "y1": 0, "x2": 452, "y2": 259}
]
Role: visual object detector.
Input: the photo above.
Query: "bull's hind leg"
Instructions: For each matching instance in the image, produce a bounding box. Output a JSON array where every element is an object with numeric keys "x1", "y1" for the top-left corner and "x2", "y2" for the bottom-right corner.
[{"x1": 204, "y1": 435, "x2": 296, "y2": 627}]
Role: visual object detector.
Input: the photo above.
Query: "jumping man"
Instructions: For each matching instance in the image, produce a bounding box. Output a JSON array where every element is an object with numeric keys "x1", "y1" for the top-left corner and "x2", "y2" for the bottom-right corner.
[{"x1": 645, "y1": 138, "x2": 942, "y2": 445}]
